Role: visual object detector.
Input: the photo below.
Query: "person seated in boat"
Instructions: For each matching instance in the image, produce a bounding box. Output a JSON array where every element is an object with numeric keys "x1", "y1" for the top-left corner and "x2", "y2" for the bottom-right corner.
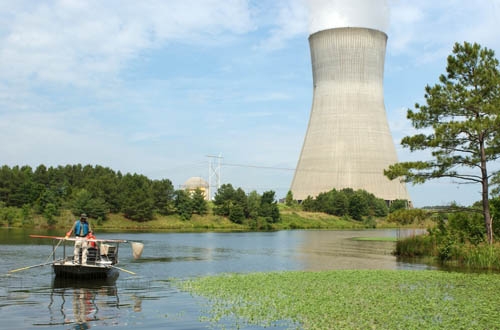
[
  {"x1": 85, "y1": 231, "x2": 98, "y2": 264},
  {"x1": 65, "y1": 213, "x2": 93, "y2": 264},
  {"x1": 86, "y1": 231, "x2": 97, "y2": 248}
]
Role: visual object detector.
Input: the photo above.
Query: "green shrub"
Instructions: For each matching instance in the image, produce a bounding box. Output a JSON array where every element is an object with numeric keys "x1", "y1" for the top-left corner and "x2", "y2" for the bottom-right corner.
[
  {"x1": 386, "y1": 209, "x2": 430, "y2": 225},
  {"x1": 389, "y1": 199, "x2": 408, "y2": 213},
  {"x1": 363, "y1": 216, "x2": 377, "y2": 228}
]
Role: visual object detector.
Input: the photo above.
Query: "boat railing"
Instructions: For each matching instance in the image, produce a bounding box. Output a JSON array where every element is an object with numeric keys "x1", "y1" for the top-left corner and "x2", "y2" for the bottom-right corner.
[{"x1": 52, "y1": 239, "x2": 120, "y2": 266}]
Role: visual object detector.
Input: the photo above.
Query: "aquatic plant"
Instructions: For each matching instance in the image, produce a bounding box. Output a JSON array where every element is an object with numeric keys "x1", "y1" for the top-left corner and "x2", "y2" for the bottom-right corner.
[
  {"x1": 458, "y1": 243, "x2": 500, "y2": 269},
  {"x1": 179, "y1": 270, "x2": 500, "y2": 329},
  {"x1": 395, "y1": 234, "x2": 436, "y2": 258}
]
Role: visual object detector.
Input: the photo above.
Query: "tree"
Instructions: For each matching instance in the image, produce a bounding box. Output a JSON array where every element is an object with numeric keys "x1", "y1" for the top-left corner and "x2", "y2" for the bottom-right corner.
[
  {"x1": 301, "y1": 196, "x2": 316, "y2": 212},
  {"x1": 174, "y1": 190, "x2": 193, "y2": 220},
  {"x1": 332, "y1": 190, "x2": 349, "y2": 216},
  {"x1": 44, "y1": 203, "x2": 58, "y2": 226},
  {"x1": 35, "y1": 189, "x2": 60, "y2": 215},
  {"x1": 71, "y1": 189, "x2": 109, "y2": 220},
  {"x1": 315, "y1": 191, "x2": 335, "y2": 215},
  {"x1": 0, "y1": 203, "x2": 17, "y2": 226},
  {"x1": 348, "y1": 191, "x2": 369, "y2": 221},
  {"x1": 191, "y1": 188, "x2": 208, "y2": 216},
  {"x1": 246, "y1": 191, "x2": 261, "y2": 220},
  {"x1": 213, "y1": 184, "x2": 236, "y2": 216},
  {"x1": 389, "y1": 199, "x2": 409, "y2": 214},
  {"x1": 259, "y1": 190, "x2": 280, "y2": 223},
  {"x1": 119, "y1": 174, "x2": 154, "y2": 221},
  {"x1": 385, "y1": 42, "x2": 500, "y2": 244},
  {"x1": 285, "y1": 190, "x2": 297, "y2": 207},
  {"x1": 233, "y1": 188, "x2": 248, "y2": 217},
  {"x1": 229, "y1": 203, "x2": 245, "y2": 224},
  {"x1": 22, "y1": 203, "x2": 33, "y2": 225},
  {"x1": 152, "y1": 179, "x2": 175, "y2": 215},
  {"x1": 84, "y1": 165, "x2": 121, "y2": 213}
]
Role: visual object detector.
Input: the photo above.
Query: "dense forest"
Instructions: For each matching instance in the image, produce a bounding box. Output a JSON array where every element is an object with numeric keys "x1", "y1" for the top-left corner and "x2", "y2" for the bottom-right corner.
[
  {"x1": 0, "y1": 164, "x2": 280, "y2": 227},
  {"x1": 0, "y1": 164, "x2": 413, "y2": 230}
]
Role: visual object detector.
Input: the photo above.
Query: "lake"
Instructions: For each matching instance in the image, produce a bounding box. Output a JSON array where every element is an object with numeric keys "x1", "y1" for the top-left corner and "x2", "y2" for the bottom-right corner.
[{"x1": 0, "y1": 229, "x2": 432, "y2": 329}]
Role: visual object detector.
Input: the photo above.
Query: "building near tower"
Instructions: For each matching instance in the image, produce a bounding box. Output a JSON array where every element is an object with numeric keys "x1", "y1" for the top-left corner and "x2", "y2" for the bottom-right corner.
[{"x1": 183, "y1": 176, "x2": 209, "y2": 200}]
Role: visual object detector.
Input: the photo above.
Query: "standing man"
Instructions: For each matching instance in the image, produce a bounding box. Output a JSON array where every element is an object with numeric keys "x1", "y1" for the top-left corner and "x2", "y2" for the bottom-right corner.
[{"x1": 66, "y1": 213, "x2": 92, "y2": 264}]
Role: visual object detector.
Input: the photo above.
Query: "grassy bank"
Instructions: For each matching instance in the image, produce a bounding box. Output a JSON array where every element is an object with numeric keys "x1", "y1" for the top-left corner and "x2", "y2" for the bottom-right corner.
[
  {"x1": 178, "y1": 269, "x2": 500, "y2": 329},
  {"x1": 3, "y1": 208, "x2": 373, "y2": 232}
]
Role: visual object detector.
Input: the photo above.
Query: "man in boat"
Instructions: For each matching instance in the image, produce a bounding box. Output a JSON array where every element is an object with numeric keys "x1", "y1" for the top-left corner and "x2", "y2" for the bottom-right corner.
[{"x1": 65, "y1": 213, "x2": 93, "y2": 264}]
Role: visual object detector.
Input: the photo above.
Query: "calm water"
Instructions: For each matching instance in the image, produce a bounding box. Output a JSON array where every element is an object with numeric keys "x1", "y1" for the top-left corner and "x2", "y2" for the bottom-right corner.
[{"x1": 0, "y1": 229, "x2": 432, "y2": 329}]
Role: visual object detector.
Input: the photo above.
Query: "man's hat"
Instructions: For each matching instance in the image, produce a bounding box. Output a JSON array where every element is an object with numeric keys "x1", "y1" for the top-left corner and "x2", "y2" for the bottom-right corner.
[{"x1": 80, "y1": 213, "x2": 87, "y2": 219}]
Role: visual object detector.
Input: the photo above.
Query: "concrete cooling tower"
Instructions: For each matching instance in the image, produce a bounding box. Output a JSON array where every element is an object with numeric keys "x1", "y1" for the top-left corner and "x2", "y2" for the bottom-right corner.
[{"x1": 290, "y1": 27, "x2": 410, "y2": 202}]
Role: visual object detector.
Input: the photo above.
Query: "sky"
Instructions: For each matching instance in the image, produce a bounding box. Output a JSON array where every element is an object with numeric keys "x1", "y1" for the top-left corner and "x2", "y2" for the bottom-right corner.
[{"x1": 0, "y1": 0, "x2": 499, "y2": 207}]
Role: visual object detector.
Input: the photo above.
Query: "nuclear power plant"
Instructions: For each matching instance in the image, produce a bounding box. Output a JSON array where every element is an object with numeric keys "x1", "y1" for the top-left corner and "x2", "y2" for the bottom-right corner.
[{"x1": 290, "y1": 27, "x2": 410, "y2": 203}]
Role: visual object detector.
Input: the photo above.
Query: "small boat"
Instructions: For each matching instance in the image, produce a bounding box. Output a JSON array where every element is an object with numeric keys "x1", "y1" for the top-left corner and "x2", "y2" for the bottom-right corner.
[{"x1": 28, "y1": 235, "x2": 141, "y2": 279}]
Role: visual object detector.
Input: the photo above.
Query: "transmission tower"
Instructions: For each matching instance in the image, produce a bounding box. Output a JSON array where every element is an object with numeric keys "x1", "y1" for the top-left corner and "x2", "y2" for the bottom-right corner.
[{"x1": 207, "y1": 154, "x2": 223, "y2": 200}]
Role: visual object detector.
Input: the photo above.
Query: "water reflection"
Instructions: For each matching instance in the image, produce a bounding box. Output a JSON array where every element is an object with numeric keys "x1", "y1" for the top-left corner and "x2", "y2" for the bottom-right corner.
[
  {"x1": 47, "y1": 277, "x2": 122, "y2": 328},
  {"x1": 295, "y1": 229, "x2": 432, "y2": 271},
  {"x1": 291, "y1": 230, "x2": 386, "y2": 270}
]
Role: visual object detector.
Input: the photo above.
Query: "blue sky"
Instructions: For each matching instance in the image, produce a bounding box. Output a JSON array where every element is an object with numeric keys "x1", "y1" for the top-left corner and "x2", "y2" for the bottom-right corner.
[{"x1": 0, "y1": 0, "x2": 499, "y2": 207}]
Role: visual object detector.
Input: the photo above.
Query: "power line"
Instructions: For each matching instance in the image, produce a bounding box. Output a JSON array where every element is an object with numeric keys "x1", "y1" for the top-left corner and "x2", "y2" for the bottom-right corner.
[{"x1": 222, "y1": 162, "x2": 295, "y2": 171}]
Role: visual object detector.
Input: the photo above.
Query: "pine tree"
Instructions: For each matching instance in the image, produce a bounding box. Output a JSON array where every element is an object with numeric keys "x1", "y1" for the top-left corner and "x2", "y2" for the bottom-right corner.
[{"x1": 385, "y1": 42, "x2": 500, "y2": 243}]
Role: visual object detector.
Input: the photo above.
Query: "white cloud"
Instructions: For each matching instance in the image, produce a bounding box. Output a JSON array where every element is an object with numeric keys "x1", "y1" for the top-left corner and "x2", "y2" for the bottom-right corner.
[
  {"x1": 257, "y1": 0, "x2": 308, "y2": 51},
  {"x1": 308, "y1": 0, "x2": 390, "y2": 34},
  {"x1": 388, "y1": 0, "x2": 500, "y2": 64},
  {"x1": 0, "y1": 0, "x2": 255, "y2": 87}
]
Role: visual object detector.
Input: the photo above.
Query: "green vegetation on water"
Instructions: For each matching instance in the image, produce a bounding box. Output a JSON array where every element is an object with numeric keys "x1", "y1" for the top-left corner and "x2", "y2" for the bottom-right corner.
[{"x1": 178, "y1": 270, "x2": 500, "y2": 329}]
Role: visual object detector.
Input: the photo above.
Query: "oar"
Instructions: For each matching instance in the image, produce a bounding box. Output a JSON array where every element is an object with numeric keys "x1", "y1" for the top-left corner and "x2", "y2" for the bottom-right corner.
[
  {"x1": 29, "y1": 235, "x2": 127, "y2": 243},
  {"x1": 111, "y1": 265, "x2": 136, "y2": 275},
  {"x1": 8, "y1": 261, "x2": 56, "y2": 274}
]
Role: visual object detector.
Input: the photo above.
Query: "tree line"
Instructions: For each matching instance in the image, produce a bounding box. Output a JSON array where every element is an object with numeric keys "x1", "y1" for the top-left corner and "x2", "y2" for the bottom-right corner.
[
  {"x1": 287, "y1": 188, "x2": 408, "y2": 221},
  {"x1": 0, "y1": 164, "x2": 279, "y2": 227}
]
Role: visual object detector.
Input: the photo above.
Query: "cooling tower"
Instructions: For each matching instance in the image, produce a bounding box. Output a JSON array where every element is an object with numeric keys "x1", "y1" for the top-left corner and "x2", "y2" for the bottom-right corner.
[{"x1": 291, "y1": 27, "x2": 410, "y2": 202}]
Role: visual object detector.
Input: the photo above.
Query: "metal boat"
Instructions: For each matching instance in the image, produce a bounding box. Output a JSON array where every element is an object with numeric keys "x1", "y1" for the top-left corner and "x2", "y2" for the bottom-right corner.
[{"x1": 29, "y1": 235, "x2": 130, "y2": 279}]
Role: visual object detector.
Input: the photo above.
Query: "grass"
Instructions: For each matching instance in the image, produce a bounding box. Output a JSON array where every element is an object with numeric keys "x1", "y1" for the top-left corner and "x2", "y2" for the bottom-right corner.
[
  {"x1": 97, "y1": 213, "x2": 247, "y2": 232},
  {"x1": 395, "y1": 234, "x2": 437, "y2": 258},
  {"x1": 100, "y1": 209, "x2": 369, "y2": 232},
  {"x1": 178, "y1": 270, "x2": 500, "y2": 329},
  {"x1": 3, "y1": 207, "x2": 374, "y2": 232},
  {"x1": 460, "y1": 244, "x2": 500, "y2": 269},
  {"x1": 279, "y1": 210, "x2": 366, "y2": 230}
]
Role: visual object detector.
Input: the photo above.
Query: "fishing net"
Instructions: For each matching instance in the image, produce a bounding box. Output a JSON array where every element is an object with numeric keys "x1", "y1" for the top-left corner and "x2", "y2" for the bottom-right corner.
[{"x1": 131, "y1": 242, "x2": 144, "y2": 259}]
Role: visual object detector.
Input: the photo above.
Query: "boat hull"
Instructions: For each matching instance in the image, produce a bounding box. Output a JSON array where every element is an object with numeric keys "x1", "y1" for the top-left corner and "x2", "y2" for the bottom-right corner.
[{"x1": 53, "y1": 261, "x2": 118, "y2": 280}]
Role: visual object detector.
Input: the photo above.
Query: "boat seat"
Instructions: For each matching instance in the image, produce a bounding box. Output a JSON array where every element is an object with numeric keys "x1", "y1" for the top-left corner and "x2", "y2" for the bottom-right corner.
[
  {"x1": 87, "y1": 247, "x2": 98, "y2": 264},
  {"x1": 76, "y1": 247, "x2": 98, "y2": 265}
]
